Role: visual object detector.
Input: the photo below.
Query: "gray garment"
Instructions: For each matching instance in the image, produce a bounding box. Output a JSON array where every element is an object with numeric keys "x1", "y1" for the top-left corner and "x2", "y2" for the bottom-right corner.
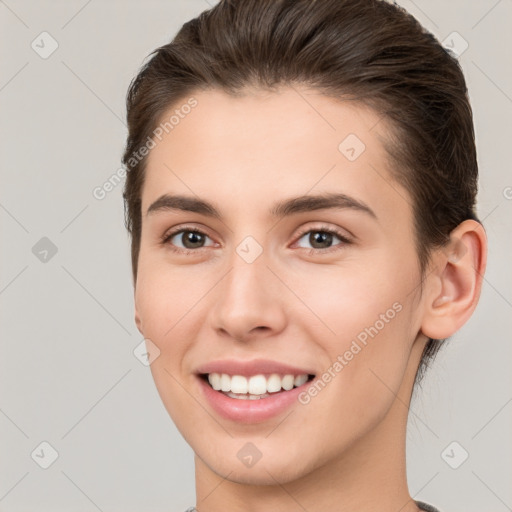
[
  {"x1": 185, "y1": 501, "x2": 441, "y2": 511},
  {"x1": 416, "y1": 500, "x2": 442, "y2": 512}
]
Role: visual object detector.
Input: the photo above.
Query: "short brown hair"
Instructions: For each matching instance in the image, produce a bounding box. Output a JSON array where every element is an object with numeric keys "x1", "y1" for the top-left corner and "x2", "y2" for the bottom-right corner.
[{"x1": 122, "y1": 0, "x2": 480, "y2": 382}]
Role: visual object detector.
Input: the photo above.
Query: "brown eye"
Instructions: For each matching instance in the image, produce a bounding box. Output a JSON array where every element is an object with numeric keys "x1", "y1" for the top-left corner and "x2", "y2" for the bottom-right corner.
[
  {"x1": 181, "y1": 231, "x2": 205, "y2": 248},
  {"x1": 308, "y1": 231, "x2": 334, "y2": 249},
  {"x1": 165, "y1": 229, "x2": 215, "y2": 250},
  {"x1": 296, "y1": 229, "x2": 348, "y2": 250}
]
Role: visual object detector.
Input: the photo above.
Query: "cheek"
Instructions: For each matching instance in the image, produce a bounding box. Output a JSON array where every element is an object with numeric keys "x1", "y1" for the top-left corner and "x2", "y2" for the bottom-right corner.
[
  {"x1": 296, "y1": 262, "x2": 403, "y2": 342},
  {"x1": 135, "y1": 256, "x2": 208, "y2": 340},
  {"x1": 135, "y1": 264, "x2": 204, "y2": 430},
  {"x1": 301, "y1": 260, "x2": 417, "y2": 406},
  {"x1": 134, "y1": 271, "x2": 194, "y2": 405}
]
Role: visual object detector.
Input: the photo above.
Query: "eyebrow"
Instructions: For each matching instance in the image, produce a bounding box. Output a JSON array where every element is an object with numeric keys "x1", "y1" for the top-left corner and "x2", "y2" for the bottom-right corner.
[{"x1": 146, "y1": 192, "x2": 377, "y2": 220}]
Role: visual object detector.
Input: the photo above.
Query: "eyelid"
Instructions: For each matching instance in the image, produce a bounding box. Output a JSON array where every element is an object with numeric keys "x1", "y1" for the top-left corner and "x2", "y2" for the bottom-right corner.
[
  {"x1": 161, "y1": 224, "x2": 218, "y2": 247},
  {"x1": 291, "y1": 223, "x2": 352, "y2": 252},
  {"x1": 293, "y1": 223, "x2": 352, "y2": 241}
]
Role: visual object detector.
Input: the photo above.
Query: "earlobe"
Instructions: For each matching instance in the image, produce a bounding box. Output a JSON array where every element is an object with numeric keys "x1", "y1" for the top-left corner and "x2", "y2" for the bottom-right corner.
[
  {"x1": 134, "y1": 294, "x2": 144, "y2": 335},
  {"x1": 421, "y1": 220, "x2": 487, "y2": 340},
  {"x1": 133, "y1": 281, "x2": 144, "y2": 335},
  {"x1": 135, "y1": 309, "x2": 143, "y2": 335}
]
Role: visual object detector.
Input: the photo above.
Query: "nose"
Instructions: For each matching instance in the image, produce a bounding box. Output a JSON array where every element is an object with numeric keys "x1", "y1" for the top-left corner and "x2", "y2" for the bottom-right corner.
[{"x1": 208, "y1": 250, "x2": 287, "y2": 343}]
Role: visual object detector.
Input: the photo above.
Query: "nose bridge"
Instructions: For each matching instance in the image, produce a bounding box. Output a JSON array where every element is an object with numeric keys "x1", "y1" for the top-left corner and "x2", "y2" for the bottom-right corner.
[
  {"x1": 223, "y1": 231, "x2": 270, "y2": 300},
  {"x1": 222, "y1": 246, "x2": 271, "y2": 315},
  {"x1": 226, "y1": 249, "x2": 267, "y2": 302}
]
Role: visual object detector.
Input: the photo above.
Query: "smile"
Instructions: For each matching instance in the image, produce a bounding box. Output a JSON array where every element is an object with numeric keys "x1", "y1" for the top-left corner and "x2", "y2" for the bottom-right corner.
[
  {"x1": 204, "y1": 373, "x2": 311, "y2": 399},
  {"x1": 195, "y1": 359, "x2": 316, "y2": 423}
]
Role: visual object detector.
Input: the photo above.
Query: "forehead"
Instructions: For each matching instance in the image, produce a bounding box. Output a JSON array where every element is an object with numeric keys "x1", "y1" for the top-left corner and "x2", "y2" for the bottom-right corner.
[{"x1": 141, "y1": 86, "x2": 412, "y2": 226}]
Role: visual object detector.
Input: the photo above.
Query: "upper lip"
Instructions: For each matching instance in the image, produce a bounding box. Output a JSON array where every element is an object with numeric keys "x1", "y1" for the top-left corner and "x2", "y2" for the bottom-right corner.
[{"x1": 195, "y1": 359, "x2": 315, "y2": 377}]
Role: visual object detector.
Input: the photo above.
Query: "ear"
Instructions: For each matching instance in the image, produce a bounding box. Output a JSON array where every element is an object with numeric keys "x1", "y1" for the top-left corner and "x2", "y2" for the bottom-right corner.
[
  {"x1": 421, "y1": 219, "x2": 487, "y2": 340},
  {"x1": 135, "y1": 309, "x2": 143, "y2": 335},
  {"x1": 134, "y1": 289, "x2": 144, "y2": 336}
]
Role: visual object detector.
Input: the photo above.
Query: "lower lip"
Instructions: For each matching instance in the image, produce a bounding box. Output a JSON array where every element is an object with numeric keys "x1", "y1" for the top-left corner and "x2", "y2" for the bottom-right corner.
[{"x1": 197, "y1": 376, "x2": 310, "y2": 424}]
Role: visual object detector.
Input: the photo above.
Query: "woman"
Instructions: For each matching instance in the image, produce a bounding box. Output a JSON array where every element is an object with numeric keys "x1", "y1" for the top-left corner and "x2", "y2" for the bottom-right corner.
[{"x1": 122, "y1": 1, "x2": 487, "y2": 510}]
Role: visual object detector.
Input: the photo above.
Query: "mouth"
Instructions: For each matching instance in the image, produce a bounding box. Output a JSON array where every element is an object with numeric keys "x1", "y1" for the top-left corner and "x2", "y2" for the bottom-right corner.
[
  {"x1": 199, "y1": 372, "x2": 316, "y2": 400},
  {"x1": 195, "y1": 359, "x2": 317, "y2": 423},
  {"x1": 194, "y1": 360, "x2": 316, "y2": 423}
]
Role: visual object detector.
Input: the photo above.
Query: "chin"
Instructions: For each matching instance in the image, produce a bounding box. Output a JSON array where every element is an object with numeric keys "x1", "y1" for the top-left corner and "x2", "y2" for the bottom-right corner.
[
  {"x1": 208, "y1": 459, "x2": 311, "y2": 486},
  {"x1": 195, "y1": 438, "x2": 326, "y2": 486}
]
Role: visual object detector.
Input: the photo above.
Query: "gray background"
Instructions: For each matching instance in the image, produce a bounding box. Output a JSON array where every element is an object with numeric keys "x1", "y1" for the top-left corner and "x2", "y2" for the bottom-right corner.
[{"x1": 0, "y1": 1, "x2": 511, "y2": 511}]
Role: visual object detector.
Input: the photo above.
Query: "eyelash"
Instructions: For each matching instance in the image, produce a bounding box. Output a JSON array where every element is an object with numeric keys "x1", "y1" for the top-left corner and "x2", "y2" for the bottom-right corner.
[
  {"x1": 292, "y1": 225, "x2": 352, "y2": 255},
  {"x1": 160, "y1": 224, "x2": 352, "y2": 256}
]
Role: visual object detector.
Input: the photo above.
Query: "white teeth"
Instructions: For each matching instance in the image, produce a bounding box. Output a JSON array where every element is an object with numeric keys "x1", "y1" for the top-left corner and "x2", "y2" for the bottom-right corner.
[
  {"x1": 294, "y1": 374, "x2": 308, "y2": 387},
  {"x1": 207, "y1": 372, "x2": 310, "y2": 396},
  {"x1": 226, "y1": 391, "x2": 270, "y2": 400},
  {"x1": 230, "y1": 375, "x2": 248, "y2": 394},
  {"x1": 266, "y1": 373, "x2": 282, "y2": 393},
  {"x1": 281, "y1": 374, "x2": 294, "y2": 391},
  {"x1": 208, "y1": 372, "x2": 221, "y2": 390},
  {"x1": 248, "y1": 375, "x2": 267, "y2": 395},
  {"x1": 220, "y1": 373, "x2": 231, "y2": 392}
]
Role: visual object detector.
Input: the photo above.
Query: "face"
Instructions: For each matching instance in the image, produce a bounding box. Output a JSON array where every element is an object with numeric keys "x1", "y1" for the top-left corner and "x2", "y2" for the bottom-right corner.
[{"x1": 134, "y1": 86, "x2": 427, "y2": 485}]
